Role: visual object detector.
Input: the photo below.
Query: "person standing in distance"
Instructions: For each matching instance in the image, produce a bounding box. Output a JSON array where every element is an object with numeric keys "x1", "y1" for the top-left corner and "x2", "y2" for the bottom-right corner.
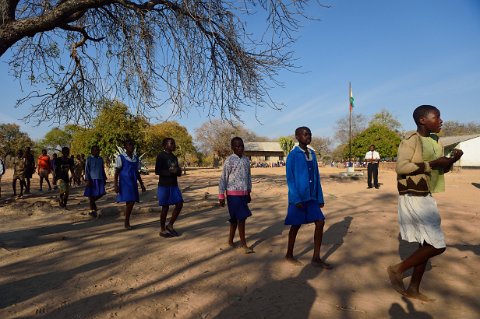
[{"x1": 365, "y1": 144, "x2": 380, "y2": 189}]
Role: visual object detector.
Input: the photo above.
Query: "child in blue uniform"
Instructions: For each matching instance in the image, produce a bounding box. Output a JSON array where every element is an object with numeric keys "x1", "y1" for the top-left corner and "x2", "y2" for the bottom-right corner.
[
  {"x1": 114, "y1": 139, "x2": 146, "y2": 230},
  {"x1": 155, "y1": 138, "x2": 183, "y2": 237},
  {"x1": 218, "y1": 137, "x2": 254, "y2": 254},
  {"x1": 285, "y1": 127, "x2": 331, "y2": 268},
  {"x1": 84, "y1": 145, "x2": 107, "y2": 218}
]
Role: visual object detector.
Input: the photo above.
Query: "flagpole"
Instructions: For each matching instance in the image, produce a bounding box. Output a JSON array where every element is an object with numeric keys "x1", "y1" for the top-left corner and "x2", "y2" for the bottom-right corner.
[{"x1": 349, "y1": 82, "x2": 352, "y2": 168}]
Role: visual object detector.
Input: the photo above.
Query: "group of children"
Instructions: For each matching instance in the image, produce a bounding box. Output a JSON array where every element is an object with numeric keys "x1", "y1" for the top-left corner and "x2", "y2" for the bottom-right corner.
[
  {"x1": 217, "y1": 104, "x2": 463, "y2": 302},
  {"x1": 1, "y1": 105, "x2": 463, "y2": 302}
]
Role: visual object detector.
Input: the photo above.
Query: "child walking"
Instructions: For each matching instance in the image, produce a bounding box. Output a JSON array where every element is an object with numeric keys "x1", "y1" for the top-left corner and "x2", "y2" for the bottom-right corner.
[
  {"x1": 155, "y1": 138, "x2": 183, "y2": 237},
  {"x1": 285, "y1": 127, "x2": 331, "y2": 268},
  {"x1": 387, "y1": 105, "x2": 463, "y2": 301},
  {"x1": 114, "y1": 139, "x2": 146, "y2": 230},
  {"x1": 12, "y1": 149, "x2": 26, "y2": 198},
  {"x1": 84, "y1": 145, "x2": 107, "y2": 218},
  {"x1": 37, "y1": 149, "x2": 52, "y2": 191},
  {"x1": 54, "y1": 147, "x2": 75, "y2": 208},
  {"x1": 218, "y1": 137, "x2": 254, "y2": 254}
]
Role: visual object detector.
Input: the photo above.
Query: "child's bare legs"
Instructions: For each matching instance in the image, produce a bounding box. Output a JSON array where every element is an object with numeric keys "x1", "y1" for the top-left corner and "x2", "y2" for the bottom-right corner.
[
  {"x1": 285, "y1": 225, "x2": 301, "y2": 263},
  {"x1": 45, "y1": 177, "x2": 52, "y2": 190},
  {"x1": 124, "y1": 201, "x2": 135, "y2": 229},
  {"x1": 166, "y1": 202, "x2": 182, "y2": 235},
  {"x1": 25, "y1": 178, "x2": 31, "y2": 194},
  {"x1": 160, "y1": 205, "x2": 169, "y2": 233},
  {"x1": 228, "y1": 222, "x2": 237, "y2": 247},
  {"x1": 13, "y1": 178, "x2": 24, "y2": 197},
  {"x1": 238, "y1": 219, "x2": 249, "y2": 248},
  {"x1": 388, "y1": 242, "x2": 445, "y2": 300},
  {"x1": 311, "y1": 219, "x2": 332, "y2": 269}
]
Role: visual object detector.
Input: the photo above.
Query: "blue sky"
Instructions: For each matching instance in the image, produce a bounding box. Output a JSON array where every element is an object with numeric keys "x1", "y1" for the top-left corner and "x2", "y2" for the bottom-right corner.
[{"x1": 1, "y1": 0, "x2": 479, "y2": 141}]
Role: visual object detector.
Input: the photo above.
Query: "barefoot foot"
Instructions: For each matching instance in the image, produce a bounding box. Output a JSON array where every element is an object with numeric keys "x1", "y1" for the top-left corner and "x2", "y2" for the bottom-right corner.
[
  {"x1": 387, "y1": 265, "x2": 406, "y2": 295},
  {"x1": 405, "y1": 289, "x2": 435, "y2": 302},
  {"x1": 311, "y1": 258, "x2": 333, "y2": 269},
  {"x1": 285, "y1": 256, "x2": 303, "y2": 266}
]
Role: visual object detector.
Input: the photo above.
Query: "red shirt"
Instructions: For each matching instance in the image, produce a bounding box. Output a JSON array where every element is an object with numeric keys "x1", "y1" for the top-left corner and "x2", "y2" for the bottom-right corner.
[{"x1": 38, "y1": 154, "x2": 51, "y2": 171}]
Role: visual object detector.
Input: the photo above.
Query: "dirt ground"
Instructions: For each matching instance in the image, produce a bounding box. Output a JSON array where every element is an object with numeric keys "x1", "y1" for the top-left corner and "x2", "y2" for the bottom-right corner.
[{"x1": 0, "y1": 166, "x2": 479, "y2": 319}]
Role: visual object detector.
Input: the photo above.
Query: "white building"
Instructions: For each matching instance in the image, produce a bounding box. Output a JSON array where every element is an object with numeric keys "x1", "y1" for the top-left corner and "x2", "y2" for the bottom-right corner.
[{"x1": 440, "y1": 134, "x2": 480, "y2": 168}]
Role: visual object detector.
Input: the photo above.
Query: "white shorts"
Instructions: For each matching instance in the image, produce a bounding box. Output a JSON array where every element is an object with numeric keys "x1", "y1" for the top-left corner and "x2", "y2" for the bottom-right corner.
[{"x1": 398, "y1": 194, "x2": 446, "y2": 249}]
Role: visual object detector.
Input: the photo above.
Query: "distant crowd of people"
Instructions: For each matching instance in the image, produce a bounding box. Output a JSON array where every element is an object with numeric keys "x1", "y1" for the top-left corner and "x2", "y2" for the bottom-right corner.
[
  {"x1": 250, "y1": 160, "x2": 285, "y2": 168},
  {"x1": 0, "y1": 147, "x2": 88, "y2": 199}
]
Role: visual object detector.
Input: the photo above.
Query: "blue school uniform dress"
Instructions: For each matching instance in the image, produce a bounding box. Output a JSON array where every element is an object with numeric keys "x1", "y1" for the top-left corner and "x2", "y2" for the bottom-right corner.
[
  {"x1": 285, "y1": 146, "x2": 325, "y2": 226},
  {"x1": 84, "y1": 155, "x2": 107, "y2": 197},
  {"x1": 116, "y1": 153, "x2": 140, "y2": 203},
  {"x1": 155, "y1": 151, "x2": 183, "y2": 205},
  {"x1": 218, "y1": 154, "x2": 252, "y2": 223}
]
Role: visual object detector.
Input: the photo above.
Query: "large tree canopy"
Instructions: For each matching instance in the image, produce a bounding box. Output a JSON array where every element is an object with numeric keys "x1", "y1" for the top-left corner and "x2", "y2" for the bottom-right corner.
[
  {"x1": 1, "y1": 0, "x2": 323, "y2": 124},
  {"x1": 0, "y1": 123, "x2": 34, "y2": 158},
  {"x1": 350, "y1": 124, "x2": 401, "y2": 159}
]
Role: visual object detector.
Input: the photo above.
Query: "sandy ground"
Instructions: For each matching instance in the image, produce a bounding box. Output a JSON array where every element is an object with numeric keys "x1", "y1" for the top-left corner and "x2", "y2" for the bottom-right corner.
[{"x1": 0, "y1": 166, "x2": 479, "y2": 319}]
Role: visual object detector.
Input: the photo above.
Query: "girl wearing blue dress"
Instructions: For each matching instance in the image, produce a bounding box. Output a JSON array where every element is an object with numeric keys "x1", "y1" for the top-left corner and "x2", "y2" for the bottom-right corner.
[
  {"x1": 285, "y1": 127, "x2": 332, "y2": 269},
  {"x1": 114, "y1": 140, "x2": 146, "y2": 230},
  {"x1": 84, "y1": 145, "x2": 107, "y2": 218}
]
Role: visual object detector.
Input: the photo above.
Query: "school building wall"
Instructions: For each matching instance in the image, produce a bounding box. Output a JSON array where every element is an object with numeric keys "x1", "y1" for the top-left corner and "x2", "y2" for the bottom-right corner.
[{"x1": 245, "y1": 151, "x2": 285, "y2": 164}]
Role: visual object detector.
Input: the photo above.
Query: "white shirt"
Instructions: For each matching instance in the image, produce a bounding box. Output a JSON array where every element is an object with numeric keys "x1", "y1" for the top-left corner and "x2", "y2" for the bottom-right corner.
[
  {"x1": 365, "y1": 150, "x2": 380, "y2": 161},
  {"x1": 115, "y1": 153, "x2": 141, "y2": 170}
]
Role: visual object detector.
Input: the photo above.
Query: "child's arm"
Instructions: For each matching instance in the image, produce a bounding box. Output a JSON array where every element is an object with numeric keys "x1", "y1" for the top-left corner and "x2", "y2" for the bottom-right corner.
[
  {"x1": 84, "y1": 158, "x2": 91, "y2": 186},
  {"x1": 137, "y1": 174, "x2": 146, "y2": 192},
  {"x1": 218, "y1": 158, "x2": 230, "y2": 206},
  {"x1": 286, "y1": 152, "x2": 302, "y2": 207},
  {"x1": 101, "y1": 157, "x2": 107, "y2": 180},
  {"x1": 396, "y1": 140, "x2": 431, "y2": 176},
  {"x1": 114, "y1": 168, "x2": 120, "y2": 193},
  {"x1": 155, "y1": 153, "x2": 171, "y2": 176},
  {"x1": 430, "y1": 149, "x2": 463, "y2": 172}
]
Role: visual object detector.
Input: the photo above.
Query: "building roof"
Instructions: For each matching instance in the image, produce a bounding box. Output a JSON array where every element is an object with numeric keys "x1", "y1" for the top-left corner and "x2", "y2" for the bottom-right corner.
[
  {"x1": 244, "y1": 141, "x2": 283, "y2": 152},
  {"x1": 439, "y1": 134, "x2": 480, "y2": 147}
]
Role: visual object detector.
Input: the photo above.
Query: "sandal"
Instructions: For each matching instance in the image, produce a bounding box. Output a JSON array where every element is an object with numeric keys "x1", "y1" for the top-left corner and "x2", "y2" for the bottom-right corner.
[
  {"x1": 159, "y1": 230, "x2": 173, "y2": 238},
  {"x1": 243, "y1": 246, "x2": 255, "y2": 254},
  {"x1": 166, "y1": 224, "x2": 179, "y2": 237}
]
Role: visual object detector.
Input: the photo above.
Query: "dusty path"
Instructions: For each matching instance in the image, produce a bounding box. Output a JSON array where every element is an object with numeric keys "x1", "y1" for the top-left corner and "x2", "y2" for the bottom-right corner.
[{"x1": 0, "y1": 167, "x2": 479, "y2": 318}]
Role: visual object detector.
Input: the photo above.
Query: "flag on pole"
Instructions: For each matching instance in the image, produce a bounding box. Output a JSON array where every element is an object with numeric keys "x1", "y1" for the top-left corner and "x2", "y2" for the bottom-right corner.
[{"x1": 349, "y1": 83, "x2": 354, "y2": 111}]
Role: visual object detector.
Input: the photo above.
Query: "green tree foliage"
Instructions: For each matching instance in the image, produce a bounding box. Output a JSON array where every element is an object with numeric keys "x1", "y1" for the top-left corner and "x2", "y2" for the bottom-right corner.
[
  {"x1": 144, "y1": 121, "x2": 196, "y2": 164},
  {"x1": 441, "y1": 121, "x2": 480, "y2": 136},
  {"x1": 70, "y1": 100, "x2": 148, "y2": 159},
  {"x1": 369, "y1": 109, "x2": 402, "y2": 132},
  {"x1": 349, "y1": 124, "x2": 401, "y2": 159},
  {"x1": 0, "y1": 123, "x2": 34, "y2": 158},
  {"x1": 37, "y1": 124, "x2": 82, "y2": 151},
  {"x1": 279, "y1": 137, "x2": 295, "y2": 156}
]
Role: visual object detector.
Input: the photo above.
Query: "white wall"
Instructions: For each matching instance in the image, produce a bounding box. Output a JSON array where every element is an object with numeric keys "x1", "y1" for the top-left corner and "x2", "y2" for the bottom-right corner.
[{"x1": 454, "y1": 137, "x2": 480, "y2": 167}]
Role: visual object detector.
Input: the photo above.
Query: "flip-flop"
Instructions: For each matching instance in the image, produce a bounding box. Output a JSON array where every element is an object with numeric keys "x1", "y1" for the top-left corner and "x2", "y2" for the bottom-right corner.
[
  {"x1": 159, "y1": 231, "x2": 173, "y2": 238},
  {"x1": 166, "y1": 225, "x2": 179, "y2": 237},
  {"x1": 243, "y1": 246, "x2": 255, "y2": 254}
]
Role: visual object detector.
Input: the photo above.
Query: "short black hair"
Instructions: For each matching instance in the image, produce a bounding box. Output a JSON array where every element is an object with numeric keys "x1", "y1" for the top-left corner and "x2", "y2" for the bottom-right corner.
[
  {"x1": 231, "y1": 136, "x2": 243, "y2": 147},
  {"x1": 162, "y1": 137, "x2": 175, "y2": 147},
  {"x1": 61, "y1": 146, "x2": 70, "y2": 153},
  {"x1": 295, "y1": 126, "x2": 311, "y2": 136},
  {"x1": 413, "y1": 105, "x2": 439, "y2": 126},
  {"x1": 123, "y1": 138, "x2": 135, "y2": 146}
]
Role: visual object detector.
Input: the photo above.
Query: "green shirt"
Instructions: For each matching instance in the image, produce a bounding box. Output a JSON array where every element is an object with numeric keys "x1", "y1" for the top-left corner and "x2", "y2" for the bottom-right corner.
[{"x1": 421, "y1": 135, "x2": 445, "y2": 193}]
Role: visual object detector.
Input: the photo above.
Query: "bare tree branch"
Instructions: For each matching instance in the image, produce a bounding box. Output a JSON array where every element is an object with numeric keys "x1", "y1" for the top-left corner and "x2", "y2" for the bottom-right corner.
[{"x1": 1, "y1": 0, "x2": 327, "y2": 125}]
